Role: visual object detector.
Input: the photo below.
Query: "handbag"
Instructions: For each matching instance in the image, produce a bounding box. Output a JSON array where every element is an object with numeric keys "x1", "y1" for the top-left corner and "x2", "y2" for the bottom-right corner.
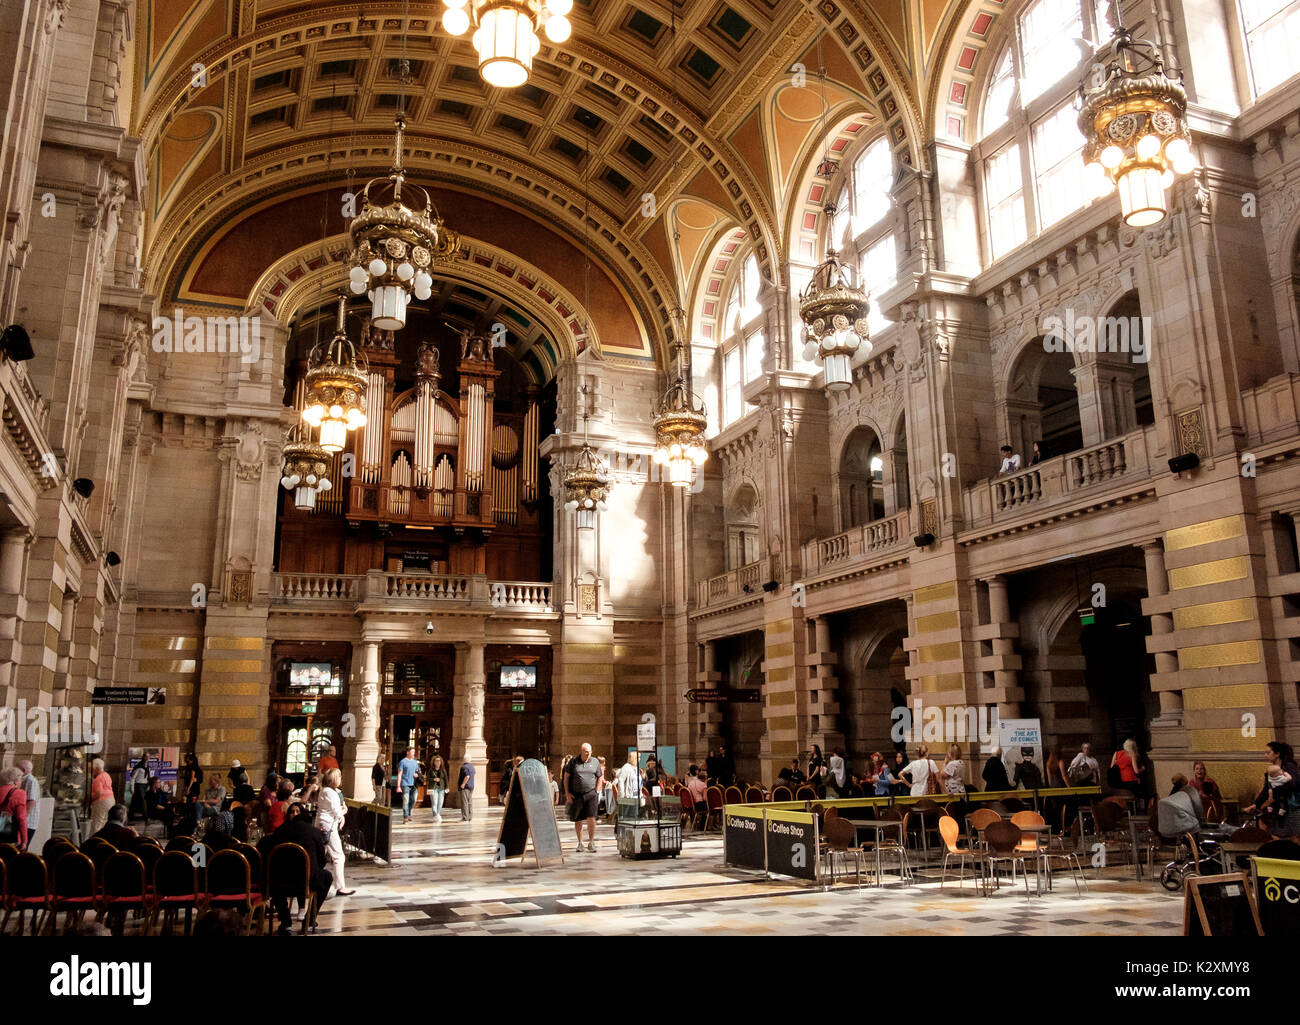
[{"x1": 924, "y1": 760, "x2": 941, "y2": 795}]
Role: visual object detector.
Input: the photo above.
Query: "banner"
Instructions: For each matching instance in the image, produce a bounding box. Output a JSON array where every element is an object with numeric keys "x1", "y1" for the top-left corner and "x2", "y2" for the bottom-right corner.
[
  {"x1": 1256, "y1": 857, "x2": 1300, "y2": 936},
  {"x1": 764, "y1": 809, "x2": 819, "y2": 881},
  {"x1": 722, "y1": 807, "x2": 765, "y2": 871},
  {"x1": 125, "y1": 745, "x2": 179, "y2": 798},
  {"x1": 998, "y1": 718, "x2": 1043, "y2": 789}
]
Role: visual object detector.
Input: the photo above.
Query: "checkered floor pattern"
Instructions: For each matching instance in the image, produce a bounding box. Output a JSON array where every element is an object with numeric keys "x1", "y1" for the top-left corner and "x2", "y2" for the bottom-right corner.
[{"x1": 305, "y1": 808, "x2": 1184, "y2": 936}]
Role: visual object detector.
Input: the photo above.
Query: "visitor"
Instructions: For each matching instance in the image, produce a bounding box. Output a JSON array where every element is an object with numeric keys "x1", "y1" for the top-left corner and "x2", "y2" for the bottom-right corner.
[
  {"x1": 17, "y1": 760, "x2": 40, "y2": 847},
  {"x1": 197, "y1": 774, "x2": 226, "y2": 821},
  {"x1": 205, "y1": 810, "x2": 239, "y2": 852},
  {"x1": 318, "y1": 744, "x2": 339, "y2": 775},
  {"x1": 705, "y1": 748, "x2": 719, "y2": 782},
  {"x1": 1044, "y1": 746, "x2": 1068, "y2": 789},
  {"x1": 616, "y1": 751, "x2": 642, "y2": 809},
  {"x1": 397, "y1": 747, "x2": 420, "y2": 824},
  {"x1": 88, "y1": 758, "x2": 116, "y2": 834},
  {"x1": 899, "y1": 745, "x2": 939, "y2": 796},
  {"x1": 267, "y1": 779, "x2": 295, "y2": 831},
  {"x1": 888, "y1": 750, "x2": 910, "y2": 796},
  {"x1": 777, "y1": 759, "x2": 805, "y2": 788},
  {"x1": 129, "y1": 756, "x2": 151, "y2": 821},
  {"x1": 999, "y1": 444, "x2": 1021, "y2": 475},
  {"x1": 1029, "y1": 441, "x2": 1043, "y2": 465},
  {"x1": 231, "y1": 776, "x2": 256, "y2": 805},
  {"x1": 146, "y1": 778, "x2": 173, "y2": 829},
  {"x1": 643, "y1": 755, "x2": 661, "y2": 798},
  {"x1": 258, "y1": 803, "x2": 332, "y2": 935},
  {"x1": 563, "y1": 742, "x2": 602, "y2": 853},
  {"x1": 982, "y1": 746, "x2": 1012, "y2": 791},
  {"x1": 90, "y1": 803, "x2": 138, "y2": 850},
  {"x1": 227, "y1": 759, "x2": 248, "y2": 790},
  {"x1": 1067, "y1": 742, "x2": 1101, "y2": 786},
  {"x1": 371, "y1": 756, "x2": 387, "y2": 806},
  {"x1": 500, "y1": 755, "x2": 517, "y2": 805},
  {"x1": 596, "y1": 756, "x2": 615, "y2": 819},
  {"x1": 548, "y1": 767, "x2": 559, "y2": 804},
  {"x1": 808, "y1": 744, "x2": 827, "y2": 791},
  {"x1": 868, "y1": 752, "x2": 893, "y2": 796},
  {"x1": 1242, "y1": 741, "x2": 1300, "y2": 837},
  {"x1": 716, "y1": 742, "x2": 736, "y2": 787},
  {"x1": 1110, "y1": 738, "x2": 1145, "y2": 800},
  {"x1": 1012, "y1": 747, "x2": 1043, "y2": 790},
  {"x1": 458, "y1": 752, "x2": 476, "y2": 821},
  {"x1": 0, "y1": 766, "x2": 30, "y2": 849},
  {"x1": 428, "y1": 754, "x2": 448, "y2": 823},
  {"x1": 1191, "y1": 760, "x2": 1223, "y2": 820},
  {"x1": 296, "y1": 772, "x2": 321, "y2": 811},
  {"x1": 317, "y1": 768, "x2": 354, "y2": 896},
  {"x1": 181, "y1": 753, "x2": 202, "y2": 802},
  {"x1": 686, "y1": 764, "x2": 708, "y2": 808},
  {"x1": 828, "y1": 748, "x2": 847, "y2": 797},
  {"x1": 258, "y1": 772, "x2": 280, "y2": 805},
  {"x1": 941, "y1": 744, "x2": 966, "y2": 795}
]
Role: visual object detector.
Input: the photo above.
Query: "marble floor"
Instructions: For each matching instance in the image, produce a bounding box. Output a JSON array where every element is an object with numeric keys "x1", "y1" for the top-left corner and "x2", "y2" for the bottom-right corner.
[{"x1": 305, "y1": 807, "x2": 1185, "y2": 936}]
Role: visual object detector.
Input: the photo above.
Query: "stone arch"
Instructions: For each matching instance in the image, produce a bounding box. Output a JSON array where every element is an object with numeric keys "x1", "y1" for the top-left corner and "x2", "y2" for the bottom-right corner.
[
  {"x1": 835, "y1": 603, "x2": 910, "y2": 764},
  {"x1": 724, "y1": 480, "x2": 762, "y2": 571},
  {"x1": 888, "y1": 408, "x2": 912, "y2": 514},
  {"x1": 1002, "y1": 331, "x2": 1084, "y2": 461},
  {"x1": 837, "y1": 424, "x2": 885, "y2": 530}
]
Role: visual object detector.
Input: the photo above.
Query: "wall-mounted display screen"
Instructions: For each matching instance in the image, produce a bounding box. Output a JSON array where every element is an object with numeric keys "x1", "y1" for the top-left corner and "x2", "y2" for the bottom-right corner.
[
  {"x1": 289, "y1": 662, "x2": 332, "y2": 688},
  {"x1": 500, "y1": 665, "x2": 537, "y2": 689}
]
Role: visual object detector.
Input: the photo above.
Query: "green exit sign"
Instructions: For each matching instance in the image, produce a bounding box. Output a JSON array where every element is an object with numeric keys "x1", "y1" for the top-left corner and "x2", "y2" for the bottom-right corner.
[
  {"x1": 301, "y1": 702, "x2": 317, "y2": 714},
  {"x1": 511, "y1": 699, "x2": 525, "y2": 712},
  {"x1": 1078, "y1": 608, "x2": 1096, "y2": 627},
  {"x1": 411, "y1": 702, "x2": 425, "y2": 712}
]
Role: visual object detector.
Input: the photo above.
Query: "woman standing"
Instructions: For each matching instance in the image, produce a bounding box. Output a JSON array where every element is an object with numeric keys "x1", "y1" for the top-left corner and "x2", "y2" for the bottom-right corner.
[
  {"x1": 827, "y1": 748, "x2": 846, "y2": 798},
  {"x1": 1044, "y1": 746, "x2": 1068, "y2": 789},
  {"x1": 428, "y1": 754, "x2": 448, "y2": 823},
  {"x1": 868, "y1": 752, "x2": 893, "y2": 796},
  {"x1": 982, "y1": 746, "x2": 1012, "y2": 792},
  {"x1": 371, "y1": 756, "x2": 387, "y2": 806},
  {"x1": 941, "y1": 744, "x2": 966, "y2": 795},
  {"x1": 900, "y1": 745, "x2": 939, "y2": 797},
  {"x1": 888, "y1": 750, "x2": 910, "y2": 796},
  {"x1": 1242, "y1": 741, "x2": 1300, "y2": 837},
  {"x1": 1110, "y1": 738, "x2": 1146, "y2": 801},
  {"x1": 317, "y1": 768, "x2": 355, "y2": 896},
  {"x1": 807, "y1": 745, "x2": 826, "y2": 792},
  {"x1": 129, "y1": 756, "x2": 151, "y2": 821},
  {"x1": 88, "y1": 758, "x2": 115, "y2": 834}
]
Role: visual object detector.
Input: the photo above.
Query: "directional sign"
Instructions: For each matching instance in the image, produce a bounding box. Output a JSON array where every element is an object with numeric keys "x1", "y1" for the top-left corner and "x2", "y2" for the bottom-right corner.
[{"x1": 684, "y1": 689, "x2": 760, "y2": 703}]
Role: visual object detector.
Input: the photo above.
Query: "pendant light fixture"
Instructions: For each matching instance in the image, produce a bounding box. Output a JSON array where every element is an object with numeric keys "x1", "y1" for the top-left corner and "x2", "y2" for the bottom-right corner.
[
  {"x1": 281, "y1": 436, "x2": 333, "y2": 512},
  {"x1": 1077, "y1": 8, "x2": 1196, "y2": 228},
  {"x1": 302, "y1": 293, "x2": 368, "y2": 453},
  {"x1": 440, "y1": 0, "x2": 573, "y2": 89},
  {"x1": 563, "y1": 385, "x2": 610, "y2": 529}
]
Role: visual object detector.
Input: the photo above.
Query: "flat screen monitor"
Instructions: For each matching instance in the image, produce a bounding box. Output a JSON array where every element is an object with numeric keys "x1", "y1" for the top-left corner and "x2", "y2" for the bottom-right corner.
[
  {"x1": 289, "y1": 662, "x2": 332, "y2": 688},
  {"x1": 500, "y1": 665, "x2": 537, "y2": 689}
]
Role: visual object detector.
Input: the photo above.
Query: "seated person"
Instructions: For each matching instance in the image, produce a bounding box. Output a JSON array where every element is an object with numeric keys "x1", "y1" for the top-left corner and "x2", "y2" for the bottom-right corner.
[
  {"x1": 89, "y1": 804, "x2": 139, "y2": 850},
  {"x1": 686, "y1": 770, "x2": 708, "y2": 808},
  {"x1": 1158, "y1": 775, "x2": 1205, "y2": 837},
  {"x1": 777, "y1": 760, "x2": 805, "y2": 788},
  {"x1": 197, "y1": 775, "x2": 226, "y2": 820},
  {"x1": 1191, "y1": 761, "x2": 1223, "y2": 820},
  {"x1": 266, "y1": 779, "x2": 296, "y2": 832},
  {"x1": 258, "y1": 773, "x2": 280, "y2": 805},
  {"x1": 146, "y1": 778, "x2": 174, "y2": 825},
  {"x1": 204, "y1": 810, "x2": 240, "y2": 852},
  {"x1": 257, "y1": 803, "x2": 332, "y2": 935},
  {"x1": 231, "y1": 781, "x2": 256, "y2": 805}
]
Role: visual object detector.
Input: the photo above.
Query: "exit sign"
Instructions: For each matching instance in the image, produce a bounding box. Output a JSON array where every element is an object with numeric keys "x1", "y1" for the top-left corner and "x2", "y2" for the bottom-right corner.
[
  {"x1": 1078, "y1": 607, "x2": 1096, "y2": 627},
  {"x1": 411, "y1": 702, "x2": 425, "y2": 712},
  {"x1": 511, "y1": 698, "x2": 525, "y2": 712},
  {"x1": 301, "y1": 702, "x2": 317, "y2": 714}
]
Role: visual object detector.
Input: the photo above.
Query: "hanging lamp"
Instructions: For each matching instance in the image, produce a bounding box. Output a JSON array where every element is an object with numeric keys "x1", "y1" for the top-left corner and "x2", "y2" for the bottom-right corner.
[
  {"x1": 302, "y1": 293, "x2": 368, "y2": 453},
  {"x1": 563, "y1": 386, "x2": 610, "y2": 529}
]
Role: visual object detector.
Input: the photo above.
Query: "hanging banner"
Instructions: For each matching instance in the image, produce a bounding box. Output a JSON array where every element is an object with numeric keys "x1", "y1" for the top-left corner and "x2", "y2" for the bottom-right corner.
[
  {"x1": 1256, "y1": 857, "x2": 1300, "y2": 936},
  {"x1": 998, "y1": 718, "x2": 1043, "y2": 789}
]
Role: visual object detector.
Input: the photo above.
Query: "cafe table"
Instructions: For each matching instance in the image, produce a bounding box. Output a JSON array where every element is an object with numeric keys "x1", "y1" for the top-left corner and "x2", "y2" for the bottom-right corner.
[
  {"x1": 1218, "y1": 839, "x2": 1267, "y2": 875},
  {"x1": 847, "y1": 818, "x2": 911, "y2": 886}
]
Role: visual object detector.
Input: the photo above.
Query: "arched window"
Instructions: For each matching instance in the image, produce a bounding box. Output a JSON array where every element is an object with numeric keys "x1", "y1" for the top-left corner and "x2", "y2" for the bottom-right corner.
[
  {"x1": 824, "y1": 135, "x2": 898, "y2": 333},
  {"x1": 1239, "y1": 0, "x2": 1300, "y2": 97},
  {"x1": 978, "y1": 0, "x2": 1111, "y2": 262},
  {"x1": 716, "y1": 250, "x2": 766, "y2": 428}
]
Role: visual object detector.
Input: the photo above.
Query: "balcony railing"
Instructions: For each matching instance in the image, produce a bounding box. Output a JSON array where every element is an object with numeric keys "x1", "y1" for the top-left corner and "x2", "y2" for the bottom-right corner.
[
  {"x1": 491, "y1": 580, "x2": 554, "y2": 611},
  {"x1": 799, "y1": 508, "x2": 911, "y2": 578},
  {"x1": 695, "y1": 559, "x2": 768, "y2": 610},
  {"x1": 274, "y1": 573, "x2": 363, "y2": 601},
  {"x1": 382, "y1": 573, "x2": 470, "y2": 601},
  {"x1": 964, "y1": 427, "x2": 1156, "y2": 528},
  {"x1": 270, "y1": 571, "x2": 555, "y2": 615}
]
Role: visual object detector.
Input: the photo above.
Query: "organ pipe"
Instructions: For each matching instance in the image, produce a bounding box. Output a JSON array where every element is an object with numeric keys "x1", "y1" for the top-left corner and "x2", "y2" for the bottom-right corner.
[
  {"x1": 362, "y1": 370, "x2": 385, "y2": 484},
  {"x1": 433, "y1": 454, "x2": 455, "y2": 517},
  {"x1": 413, "y1": 340, "x2": 439, "y2": 489},
  {"x1": 522, "y1": 399, "x2": 538, "y2": 502},
  {"x1": 390, "y1": 451, "x2": 412, "y2": 516},
  {"x1": 466, "y1": 382, "x2": 485, "y2": 492}
]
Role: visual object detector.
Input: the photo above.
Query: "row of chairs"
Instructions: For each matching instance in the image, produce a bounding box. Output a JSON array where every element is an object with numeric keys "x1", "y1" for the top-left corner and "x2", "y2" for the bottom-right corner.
[{"x1": 0, "y1": 836, "x2": 319, "y2": 936}]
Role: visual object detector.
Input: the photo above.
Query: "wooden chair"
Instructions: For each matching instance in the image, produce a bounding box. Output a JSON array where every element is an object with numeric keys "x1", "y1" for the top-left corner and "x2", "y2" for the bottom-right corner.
[
  {"x1": 80, "y1": 837, "x2": 117, "y2": 893},
  {"x1": 134, "y1": 841, "x2": 163, "y2": 890},
  {"x1": 1010, "y1": 810, "x2": 1046, "y2": 853},
  {"x1": 871, "y1": 807, "x2": 914, "y2": 882},
  {"x1": 149, "y1": 851, "x2": 200, "y2": 936},
  {"x1": 794, "y1": 785, "x2": 816, "y2": 802},
  {"x1": 744, "y1": 786, "x2": 764, "y2": 804},
  {"x1": 165, "y1": 834, "x2": 196, "y2": 854},
  {"x1": 234, "y1": 842, "x2": 263, "y2": 893},
  {"x1": 2, "y1": 852, "x2": 48, "y2": 935},
  {"x1": 771, "y1": 785, "x2": 792, "y2": 803},
  {"x1": 100, "y1": 851, "x2": 149, "y2": 935},
  {"x1": 46, "y1": 850, "x2": 97, "y2": 934},
  {"x1": 0, "y1": 843, "x2": 20, "y2": 868},
  {"x1": 41, "y1": 837, "x2": 75, "y2": 869},
  {"x1": 822, "y1": 816, "x2": 867, "y2": 887},
  {"x1": 983, "y1": 820, "x2": 1033, "y2": 897},
  {"x1": 703, "y1": 786, "x2": 725, "y2": 831},
  {"x1": 939, "y1": 815, "x2": 989, "y2": 893},
  {"x1": 204, "y1": 849, "x2": 267, "y2": 935},
  {"x1": 723, "y1": 785, "x2": 744, "y2": 806},
  {"x1": 844, "y1": 783, "x2": 864, "y2": 798},
  {"x1": 1091, "y1": 799, "x2": 1137, "y2": 875},
  {"x1": 266, "y1": 842, "x2": 318, "y2": 935}
]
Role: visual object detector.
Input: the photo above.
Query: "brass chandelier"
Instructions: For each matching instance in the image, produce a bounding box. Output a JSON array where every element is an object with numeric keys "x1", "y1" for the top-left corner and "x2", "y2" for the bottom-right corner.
[
  {"x1": 441, "y1": 0, "x2": 574, "y2": 89},
  {"x1": 302, "y1": 294, "x2": 368, "y2": 454},
  {"x1": 280, "y1": 434, "x2": 333, "y2": 512},
  {"x1": 1078, "y1": 16, "x2": 1196, "y2": 228},
  {"x1": 652, "y1": 310, "x2": 709, "y2": 487},
  {"x1": 346, "y1": 115, "x2": 459, "y2": 330},
  {"x1": 562, "y1": 386, "x2": 610, "y2": 529},
  {"x1": 799, "y1": 243, "x2": 871, "y2": 391}
]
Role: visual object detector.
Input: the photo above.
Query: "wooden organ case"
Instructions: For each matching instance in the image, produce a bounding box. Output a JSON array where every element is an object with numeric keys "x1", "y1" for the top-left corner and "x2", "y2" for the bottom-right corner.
[{"x1": 277, "y1": 317, "x2": 549, "y2": 582}]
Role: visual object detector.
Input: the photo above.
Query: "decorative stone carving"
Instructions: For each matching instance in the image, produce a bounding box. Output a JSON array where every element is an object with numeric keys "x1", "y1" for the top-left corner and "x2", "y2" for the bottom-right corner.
[
  {"x1": 1175, "y1": 407, "x2": 1208, "y2": 460},
  {"x1": 227, "y1": 570, "x2": 252, "y2": 604},
  {"x1": 227, "y1": 420, "x2": 266, "y2": 481}
]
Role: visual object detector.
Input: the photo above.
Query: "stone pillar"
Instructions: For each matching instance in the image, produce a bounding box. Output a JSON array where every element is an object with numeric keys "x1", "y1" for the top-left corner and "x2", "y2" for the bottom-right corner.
[
  {"x1": 454, "y1": 640, "x2": 490, "y2": 813},
  {"x1": 806, "y1": 615, "x2": 843, "y2": 758},
  {"x1": 346, "y1": 640, "x2": 382, "y2": 800},
  {"x1": 694, "y1": 640, "x2": 724, "y2": 757},
  {"x1": 0, "y1": 530, "x2": 31, "y2": 711},
  {"x1": 1070, "y1": 362, "x2": 1106, "y2": 448},
  {"x1": 1141, "y1": 540, "x2": 1182, "y2": 720},
  {"x1": 981, "y1": 575, "x2": 1024, "y2": 723}
]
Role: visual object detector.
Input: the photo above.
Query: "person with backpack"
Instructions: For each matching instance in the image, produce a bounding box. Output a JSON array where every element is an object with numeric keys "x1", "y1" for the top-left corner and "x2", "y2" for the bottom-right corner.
[{"x1": 0, "y1": 766, "x2": 30, "y2": 849}]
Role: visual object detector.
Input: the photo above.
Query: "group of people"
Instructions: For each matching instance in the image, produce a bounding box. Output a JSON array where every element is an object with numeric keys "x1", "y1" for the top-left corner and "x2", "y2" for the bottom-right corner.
[
  {"x1": 998, "y1": 442, "x2": 1044, "y2": 475},
  {"x1": 387, "y1": 748, "x2": 477, "y2": 825}
]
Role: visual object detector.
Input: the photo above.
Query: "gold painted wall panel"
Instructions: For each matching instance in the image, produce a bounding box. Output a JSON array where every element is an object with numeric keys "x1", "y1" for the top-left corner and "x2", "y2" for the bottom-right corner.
[
  {"x1": 765, "y1": 666, "x2": 793, "y2": 683},
  {"x1": 1165, "y1": 515, "x2": 1245, "y2": 552},
  {"x1": 197, "y1": 681, "x2": 264, "y2": 697},
  {"x1": 915, "y1": 611, "x2": 960, "y2": 634},
  {"x1": 1167, "y1": 556, "x2": 1249, "y2": 590},
  {"x1": 766, "y1": 690, "x2": 797, "y2": 706},
  {"x1": 137, "y1": 636, "x2": 200, "y2": 651},
  {"x1": 765, "y1": 642, "x2": 794, "y2": 658},
  {"x1": 1189, "y1": 728, "x2": 1275, "y2": 752},
  {"x1": 1171, "y1": 599, "x2": 1254, "y2": 631},
  {"x1": 1183, "y1": 684, "x2": 1269, "y2": 710},
  {"x1": 917, "y1": 642, "x2": 962, "y2": 663},
  {"x1": 913, "y1": 581, "x2": 957, "y2": 605},
  {"x1": 1178, "y1": 640, "x2": 1260, "y2": 669},
  {"x1": 766, "y1": 715, "x2": 797, "y2": 731},
  {"x1": 136, "y1": 659, "x2": 198, "y2": 673}
]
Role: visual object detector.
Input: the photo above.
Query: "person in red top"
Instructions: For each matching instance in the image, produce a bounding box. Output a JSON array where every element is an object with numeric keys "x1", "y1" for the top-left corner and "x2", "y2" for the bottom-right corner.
[
  {"x1": 266, "y1": 779, "x2": 295, "y2": 831},
  {"x1": 318, "y1": 744, "x2": 340, "y2": 774},
  {"x1": 0, "y1": 766, "x2": 30, "y2": 850},
  {"x1": 1110, "y1": 738, "x2": 1146, "y2": 803}
]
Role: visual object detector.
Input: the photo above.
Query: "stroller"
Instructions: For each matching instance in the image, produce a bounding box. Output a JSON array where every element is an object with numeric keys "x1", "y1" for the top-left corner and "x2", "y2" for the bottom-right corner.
[{"x1": 1158, "y1": 830, "x2": 1222, "y2": 891}]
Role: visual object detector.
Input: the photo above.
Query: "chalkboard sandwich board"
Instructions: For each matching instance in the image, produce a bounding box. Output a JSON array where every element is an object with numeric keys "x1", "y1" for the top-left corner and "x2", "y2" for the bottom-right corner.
[
  {"x1": 495, "y1": 757, "x2": 564, "y2": 868},
  {"x1": 1183, "y1": 872, "x2": 1263, "y2": 936}
]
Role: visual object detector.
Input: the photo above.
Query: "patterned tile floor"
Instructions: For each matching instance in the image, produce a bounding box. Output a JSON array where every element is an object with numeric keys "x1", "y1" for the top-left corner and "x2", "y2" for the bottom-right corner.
[{"x1": 307, "y1": 807, "x2": 1184, "y2": 936}]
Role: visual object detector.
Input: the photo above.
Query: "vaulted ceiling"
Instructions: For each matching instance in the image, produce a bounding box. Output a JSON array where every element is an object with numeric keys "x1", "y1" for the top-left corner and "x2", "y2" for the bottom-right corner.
[{"x1": 132, "y1": 0, "x2": 999, "y2": 369}]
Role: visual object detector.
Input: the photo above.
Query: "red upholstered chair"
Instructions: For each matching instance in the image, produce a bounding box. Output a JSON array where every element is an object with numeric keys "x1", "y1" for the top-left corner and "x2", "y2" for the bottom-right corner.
[
  {"x1": 47, "y1": 850, "x2": 97, "y2": 934},
  {"x1": 204, "y1": 849, "x2": 267, "y2": 935},
  {"x1": 100, "y1": 850, "x2": 149, "y2": 935},
  {"x1": 149, "y1": 851, "x2": 200, "y2": 936},
  {"x1": 704, "y1": 786, "x2": 725, "y2": 831},
  {"x1": 2, "y1": 852, "x2": 49, "y2": 935}
]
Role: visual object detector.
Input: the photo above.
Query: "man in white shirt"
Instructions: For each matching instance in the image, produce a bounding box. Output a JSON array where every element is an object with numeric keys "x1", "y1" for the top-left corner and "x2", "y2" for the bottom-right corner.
[
  {"x1": 615, "y1": 752, "x2": 642, "y2": 811},
  {"x1": 17, "y1": 760, "x2": 40, "y2": 843},
  {"x1": 999, "y1": 445, "x2": 1022, "y2": 475},
  {"x1": 1067, "y1": 742, "x2": 1101, "y2": 785}
]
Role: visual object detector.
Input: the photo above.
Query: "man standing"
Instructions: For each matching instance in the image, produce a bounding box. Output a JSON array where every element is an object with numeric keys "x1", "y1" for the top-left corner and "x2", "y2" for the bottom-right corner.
[
  {"x1": 564, "y1": 742, "x2": 602, "y2": 853},
  {"x1": 716, "y1": 742, "x2": 735, "y2": 787},
  {"x1": 615, "y1": 751, "x2": 642, "y2": 811},
  {"x1": 457, "y1": 752, "x2": 476, "y2": 821},
  {"x1": 16, "y1": 760, "x2": 40, "y2": 848},
  {"x1": 999, "y1": 445, "x2": 1022, "y2": 475},
  {"x1": 396, "y1": 747, "x2": 420, "y2": 824},
  {"x1": 1067, "y1": 742, "x2": 1101, "y2": 785},
  {"x1": 318, "y1": 744, "x2": 340, "y2": 774}
]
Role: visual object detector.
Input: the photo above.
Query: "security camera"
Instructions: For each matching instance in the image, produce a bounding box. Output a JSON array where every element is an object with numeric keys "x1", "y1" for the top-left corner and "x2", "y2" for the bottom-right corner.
[{"x1": 425, "y1": 621, "x2": 434, "y2": 636}]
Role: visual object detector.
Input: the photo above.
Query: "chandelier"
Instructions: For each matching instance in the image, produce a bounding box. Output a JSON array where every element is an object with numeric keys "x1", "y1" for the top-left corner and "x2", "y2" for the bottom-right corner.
[
  {"x1": 652, "y1": 311, "x2": 708, "y2": 487},
  {"x1": 280, "y1": 436, "x2": 333, "y2": 512},
  {"x1": 799, "y1": 241, "x2": 871, "y2": 391},
  {"x1": 302, "y1": 294, "x2": 368, "y2": 453},
  {"x1": 562, "y1": 386, "x2": 610, "y2": 529},
  {"x1": 441, "y1": 0, "x2": 573, "y2": 89},
  {"x1": 347, "y1": 115, "x2": 459, "y2": 330},
  {"x1": 1078, "y1": 17, "x2": 1196, "y2": 228}
]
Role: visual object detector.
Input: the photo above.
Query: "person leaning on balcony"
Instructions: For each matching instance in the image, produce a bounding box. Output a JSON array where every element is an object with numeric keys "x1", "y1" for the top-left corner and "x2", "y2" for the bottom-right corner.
[
  {"x1": 1029, "y1": 441, "x2": 1043, "y2": 465},
  {"x1": 999, "y1": 445, "x2": 1022, "y2": 475}
]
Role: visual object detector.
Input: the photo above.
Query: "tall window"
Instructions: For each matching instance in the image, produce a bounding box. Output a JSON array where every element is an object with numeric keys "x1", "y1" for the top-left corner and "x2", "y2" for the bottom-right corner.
[
  {"x1": 978, "y1": 0, "x2": 1109, "y2": 264},
  {"x1": 1240, "y1": 0, "x2": 1300, "y2": 96},
  {"x1": 716, "y1": 252, "x2": 766, "y2": 428},
  {"x1": 824, "y1": 135, "x2": 898, "y2": 336}
]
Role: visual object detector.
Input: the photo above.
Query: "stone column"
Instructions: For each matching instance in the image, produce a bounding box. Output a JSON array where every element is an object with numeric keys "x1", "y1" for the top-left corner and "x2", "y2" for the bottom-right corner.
[
  {"x1": 983, "y1": 575, "x2": 1023, "y2": 722},
  {"x1": 0, "y1": 529, "x2": 31, "y2": 707},
  {"x1": 806, "y1": 615, "x2": 843, "y2": 758},
  {"x1": 454, "y1": 640, "x2": 490, "y2": 813},
  {"x1": 346, "y1": 640, "x2": 382, "y2": 800},
  {"x1": 1141, "y1": 539, "x2": 1182, "y2": 721}
]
